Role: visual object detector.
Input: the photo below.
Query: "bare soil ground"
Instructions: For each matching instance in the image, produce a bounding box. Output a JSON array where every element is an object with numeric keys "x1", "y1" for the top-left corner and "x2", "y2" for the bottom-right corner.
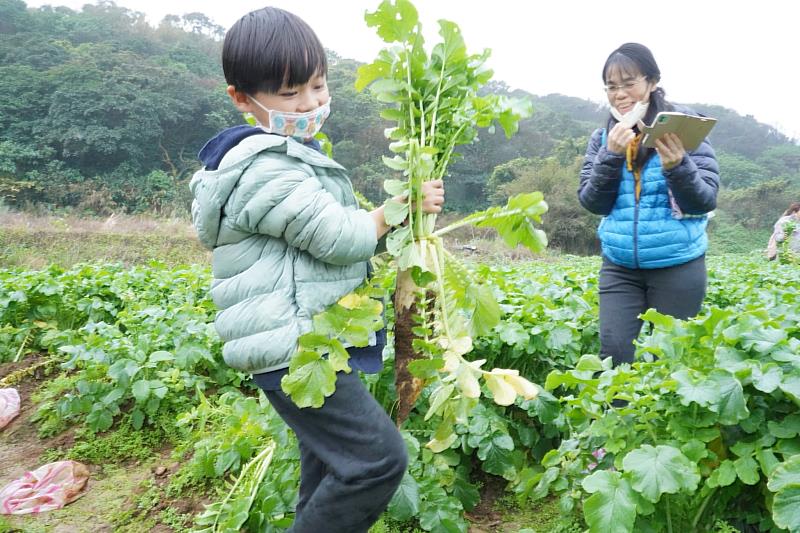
[{"x1": 0, "y1": 357, "x2": 203, "y2": 533}]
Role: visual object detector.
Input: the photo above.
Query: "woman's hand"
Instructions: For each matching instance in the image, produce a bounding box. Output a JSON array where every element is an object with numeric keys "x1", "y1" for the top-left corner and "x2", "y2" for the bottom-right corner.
[
  {"x1": 654, "y1": 133, "x2": 686, "y2": 170},
  {"x1": 607, "y1": 123, "x2": 636, "y2": 154},
  {"x1": 419, "y1": 179, "x2": 445, "y2": 214}
]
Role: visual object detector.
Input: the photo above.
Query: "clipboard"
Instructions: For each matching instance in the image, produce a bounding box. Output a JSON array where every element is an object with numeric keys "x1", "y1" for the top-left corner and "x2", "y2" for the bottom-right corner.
[{"x1": 641, "y1": 112, "x2": 717, "y2": 151}]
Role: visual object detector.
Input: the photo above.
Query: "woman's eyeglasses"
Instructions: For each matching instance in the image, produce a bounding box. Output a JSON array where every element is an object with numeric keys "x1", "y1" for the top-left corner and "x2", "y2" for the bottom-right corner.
[{"x1": 604, "y1": 77, "x2": 646, "y2": 95}]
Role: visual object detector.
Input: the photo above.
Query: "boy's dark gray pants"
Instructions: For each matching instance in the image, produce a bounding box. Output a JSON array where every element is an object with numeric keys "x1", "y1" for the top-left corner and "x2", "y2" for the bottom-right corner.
[
  {"x1": 599, "y1": 254, "x2": 706, "y2": 365},
  {"x1": 264, "y1": 371, "x2": 408, "y2": 533}
]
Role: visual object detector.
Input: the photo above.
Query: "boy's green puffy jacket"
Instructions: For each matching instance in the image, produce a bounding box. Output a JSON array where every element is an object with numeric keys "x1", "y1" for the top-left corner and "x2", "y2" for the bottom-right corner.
[{"x1": 190, "y1": 134, "x2": 377, "y2": 374}]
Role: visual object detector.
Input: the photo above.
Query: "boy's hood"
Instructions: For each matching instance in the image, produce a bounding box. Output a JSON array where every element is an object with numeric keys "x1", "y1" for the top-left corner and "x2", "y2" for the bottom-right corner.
[
  {"x1": 198, "y1": 125, "x2": 267, "y2": 171},
  {"x1": 189, "y1": 127, "x2": 342, "y2": 250}
]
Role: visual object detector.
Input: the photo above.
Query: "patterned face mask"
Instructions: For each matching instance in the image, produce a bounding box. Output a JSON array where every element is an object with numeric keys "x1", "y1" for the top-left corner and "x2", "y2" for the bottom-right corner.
[{"x1": 248, "y1": 96, "x2": 331, "y2": 140}]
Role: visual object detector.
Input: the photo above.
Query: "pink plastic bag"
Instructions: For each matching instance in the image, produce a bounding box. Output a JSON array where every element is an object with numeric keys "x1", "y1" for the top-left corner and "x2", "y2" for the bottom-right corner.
[
  {"x1": 0, "y1": 388, "x2": 20, "y2": 429},
  {"x1": 0, "y1": 461, "x2": 90, "y2": 515}
]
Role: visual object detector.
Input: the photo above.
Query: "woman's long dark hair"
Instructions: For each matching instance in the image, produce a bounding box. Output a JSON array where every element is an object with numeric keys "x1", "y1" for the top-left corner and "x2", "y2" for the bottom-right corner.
[
  {"x1": 603, "y1": 43, "x2": 673, "y2": 169},
  {"x1": 784, "y1": 202, "x2": 800, "y2": 216}
]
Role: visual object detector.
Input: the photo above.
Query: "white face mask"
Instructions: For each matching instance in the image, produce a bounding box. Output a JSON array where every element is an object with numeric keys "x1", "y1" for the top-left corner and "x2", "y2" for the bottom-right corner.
[
  {"x1": 610, "y1": 100, "x2": 649, "y2": 129},
  {"x1": 248, "y1": 96, "x2": 331, "y2": 140}
]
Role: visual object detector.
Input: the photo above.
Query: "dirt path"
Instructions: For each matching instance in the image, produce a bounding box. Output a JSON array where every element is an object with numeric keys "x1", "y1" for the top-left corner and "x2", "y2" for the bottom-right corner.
[{"x1": 0, "y1": 358, "x2": 156, "y2": 532}]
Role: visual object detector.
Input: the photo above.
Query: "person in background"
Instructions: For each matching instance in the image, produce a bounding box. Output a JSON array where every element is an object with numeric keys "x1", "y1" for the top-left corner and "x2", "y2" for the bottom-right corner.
[
  {"x1": 767, "y1": 202, "x2": 800, "y2": 260},
  {"x1": 578, "y1": 42, "x2": 720, "y2": 366},
  {"x1": 189, "y1": 7, "x2": 445, "y2": 532}
]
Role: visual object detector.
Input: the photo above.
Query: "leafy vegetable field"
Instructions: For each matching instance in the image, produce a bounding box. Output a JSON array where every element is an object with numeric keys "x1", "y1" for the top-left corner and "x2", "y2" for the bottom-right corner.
[{"x1": 1, "y1": 254, "x2": 798, "y2": 532}]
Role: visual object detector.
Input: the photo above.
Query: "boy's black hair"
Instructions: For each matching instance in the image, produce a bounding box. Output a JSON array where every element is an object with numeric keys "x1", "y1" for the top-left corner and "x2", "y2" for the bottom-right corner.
[{"x1": 222, "y1": 7, "x2": 327, "y2": 94}]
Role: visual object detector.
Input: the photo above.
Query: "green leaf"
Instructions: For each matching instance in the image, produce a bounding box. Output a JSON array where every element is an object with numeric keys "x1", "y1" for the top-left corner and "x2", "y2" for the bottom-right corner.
[
  {"x1": 327, "y1": 339, "x2": 352, "y2": 373},
  {"x1": 707, "y1": 460, "x2": 737, "y2": 488},
  {"x1": 425, "y1": 384, "x2": 454, "y2": 420},
  {"x1": 387, "y1": 224, "x2": 412, "y2": 256},
  {"x1": 581, "y1": 471, "x2": 637, "y2": 533},
  {"x1": 355, "y1": 58, "x2": 392, "y2": 92},
  {"x1": 751, "y1": 363, "x2": 783, "y2": 393},
  {"x1": 621, "y1": 445, "x2": 701, "y2": 503},
  {"x1": 756, "y1": 448, "x2": 780, "y2": 477},
  {"x1": 384, "y1": 198, "x2": 409, "y2": 226},
  {"x1": 427, "y1": 432, "x2": 457, "y2": 453},
  {"x1": 149, "y1": 380, "x2": 168, "y2": 399},
  {"x1": 145, "y1": 397, "x2": 160, "y2": 415},
  {"x1": 730, "y1": 440, "x2": 756, "y2": 458},
  {"x1": 708, "y1": 370, "x2": 749, "y2": 424},
  {"x1": 723, "y1": 314, "x2": 787, "y2": 354},
  {"x1": 478, "y1": 434, "x2": 516, "y2": 479},
  {"x1": 672, "y1": 369, "x2": 716, "y2": 408},
  {"x1": 772, "y1": 485, "x2": 800, "y2": 532},
  {"x1": 769, "y1": 420, "x2": 799, "y2": 439},
  {"x1": 456, "y1": 192, "x2": 548, "y2": 253},
  {"x1": 767, "y1": 455, "x2": 800, "y2": 493},
  {"x1": 432, "y1": 20, "x2": 467, "y2": 65},
  {"x1": 468, "y1": 283, "x2": 501, "y2": 337},
  {"x1": 640, "y1": 309, "x2": 676, "y2": 331},
  {"x1": 407, "y1": 357, "x2": 444, "y2": 378},
  {"x1": 546, "y1": 326, "x2": 574, "y2": 350},
  {"x1": 734, "y1": 456, "x2": 761, "y2": 485},
  {"x1": 680, "y1": 440, "x2": 708, "y2": 463},
  {"x1": 532, "y1": 467, "x2": 560, "y2": 500},
  {"x1": 132, "y1": 379, "x2": 150, "y2": 402},
  {"x1": 410, "y1": 265, "x2": 436, "y2": 287},
  {"x1": 496, "y1": 321, "x2": 528, "y2": 347},
  {"x1": 388, "y1": 472, "x2": 420, "y2": 521},
  {"x1": 452, "y1": 474, "x2": 480, "y2": 512},
  {"x1": 738, "y1": 325, "x2": 787, "y2": 353},
  {"x1": 383, "y1": 178, "x2": 408, "y2": 197},
  {"x1": 298, "y1": 333, "x2": 330, "y2": 350},
  {"x1": 131, "y1": 409, "x2": 144, "y2": 430},
  {"x1": 382, "y1": 155, "x2": 408, "y2": 171},
  {"x1": 148, "y1": 350, "x2": 174, "y2": 363},
  {"x1": 102, "y1": 387, "x2": 125, "y2": 406},
  {"x1": 576, "y1": 354, "x2": 604, "y2": 372},
  {"x1": 364, "y1": 0, "x2": 419, "y2": 43},
  {"x1": 418, "y1": 486, "x2": 464, "y2": 532},
  {"x1": 770, "y1": 414, "x2": 800, "y2": 440},
  {"x1": 87, "y1": 407, "x2": 114, "y2": 433},
  {"x1": 780, "y1": 375, "x2": 800, "y2": 406},
  {"x1": 714, "y1": 346, "x2": 749, "y2": 374},
  {"x1": 544, "y1": 370, "x2": 587, "y2": 391},
  {"x1": 776, "y1": 437, "x2": 800, "y2": 456},
  {"x1": 281, "y1": 351, "x2": 337, "y2": 408}
]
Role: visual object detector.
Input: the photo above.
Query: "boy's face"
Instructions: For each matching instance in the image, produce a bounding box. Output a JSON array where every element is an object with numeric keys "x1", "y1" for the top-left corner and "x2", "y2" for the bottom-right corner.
[{"x1": 228, "y1": 73, "x2": 329, "y2": 128}]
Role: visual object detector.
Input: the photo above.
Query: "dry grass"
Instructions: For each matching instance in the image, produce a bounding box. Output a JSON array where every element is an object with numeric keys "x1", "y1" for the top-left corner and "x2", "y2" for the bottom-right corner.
[
  {"x1": 0, "y1": 211, "x2": 209, "y2": 269},
  {"x1": 0, "y1": 210, "x2": 555, "y2": 270},
  {"x1": 0, "y1": 211, "x2": 197, "y2": 238}
]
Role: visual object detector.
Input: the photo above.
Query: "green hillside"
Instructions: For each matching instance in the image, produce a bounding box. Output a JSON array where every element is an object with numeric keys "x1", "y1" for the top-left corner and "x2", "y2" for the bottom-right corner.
[{"x1": 1, "y1": 0, "x2": 798, "y2": 254}]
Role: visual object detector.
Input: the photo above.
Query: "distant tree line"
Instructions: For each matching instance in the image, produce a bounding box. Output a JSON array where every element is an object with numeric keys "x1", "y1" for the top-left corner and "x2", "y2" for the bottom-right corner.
[{"x1": 1, "y1": 0, "x2": 798, "y2": 254}]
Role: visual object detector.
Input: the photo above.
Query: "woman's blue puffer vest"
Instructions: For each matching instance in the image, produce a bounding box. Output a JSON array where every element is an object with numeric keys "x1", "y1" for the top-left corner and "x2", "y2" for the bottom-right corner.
[
  {"x1": 578, "y1": 112, "x2": 720, "y2": 269},
  {"x1": 599, "y1": 131, "x2": 708, "y2": 268}
]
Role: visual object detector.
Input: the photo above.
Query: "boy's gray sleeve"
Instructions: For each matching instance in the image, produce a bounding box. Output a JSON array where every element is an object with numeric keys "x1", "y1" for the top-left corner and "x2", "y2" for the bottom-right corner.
[{"x1": 232, "y1": 168, "x2": 378, "y2": 265}]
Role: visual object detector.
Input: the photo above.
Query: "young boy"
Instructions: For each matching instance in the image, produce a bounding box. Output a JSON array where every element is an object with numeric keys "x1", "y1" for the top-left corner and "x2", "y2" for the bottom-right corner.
[{"x1": 189, "y1": 7, "x2": 444, "y2": 532}]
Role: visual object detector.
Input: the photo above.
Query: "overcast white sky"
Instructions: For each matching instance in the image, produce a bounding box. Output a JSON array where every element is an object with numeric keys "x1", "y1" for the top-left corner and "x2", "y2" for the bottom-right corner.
[{"x1": 25, "y1": 0, "x2": 800, "y2": 141}]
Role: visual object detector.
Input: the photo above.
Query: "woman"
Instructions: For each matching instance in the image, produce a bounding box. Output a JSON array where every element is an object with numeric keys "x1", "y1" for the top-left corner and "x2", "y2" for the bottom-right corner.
[
  {"x1": 578, "y1": 42, "x2": 720, "y2": 366},
  {"x1": 767, "y1": 202, "x2": 800, "y2": 260}
]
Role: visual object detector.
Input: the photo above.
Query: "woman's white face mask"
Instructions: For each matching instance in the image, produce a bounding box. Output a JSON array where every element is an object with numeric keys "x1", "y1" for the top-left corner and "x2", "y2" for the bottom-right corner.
[
  {"x1": 610, "y1": 100, "x2": 649, "y2": 129},
  {"x1": 248, "y1": 96, "x2": 331, "y2": 140}
]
